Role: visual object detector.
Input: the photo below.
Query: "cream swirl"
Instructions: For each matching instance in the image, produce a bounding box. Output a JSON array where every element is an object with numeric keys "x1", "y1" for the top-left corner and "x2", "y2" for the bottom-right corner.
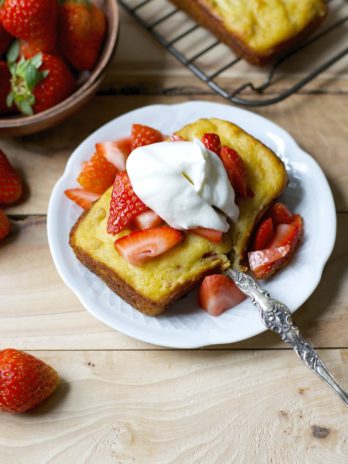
[{"x1": 126, "y1": 139, "x2": 239, "y2": 232}]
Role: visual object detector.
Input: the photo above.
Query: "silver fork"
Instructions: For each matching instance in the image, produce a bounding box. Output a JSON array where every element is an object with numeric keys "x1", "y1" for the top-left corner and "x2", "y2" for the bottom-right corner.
[{"x1": 224, "y1": 268, "x2": 348, "y2": 406}]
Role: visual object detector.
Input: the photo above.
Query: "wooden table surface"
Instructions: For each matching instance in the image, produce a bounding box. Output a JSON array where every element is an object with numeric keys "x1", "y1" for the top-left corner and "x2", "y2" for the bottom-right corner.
[{"x1": 1, "y1": 2, "x2": 348, "y2": 462}]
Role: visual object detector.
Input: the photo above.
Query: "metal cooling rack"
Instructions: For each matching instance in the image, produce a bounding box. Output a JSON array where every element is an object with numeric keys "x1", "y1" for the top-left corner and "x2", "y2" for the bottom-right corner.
[{"x1": 119, "y1": 0, "x2": 348, "y2": 106}]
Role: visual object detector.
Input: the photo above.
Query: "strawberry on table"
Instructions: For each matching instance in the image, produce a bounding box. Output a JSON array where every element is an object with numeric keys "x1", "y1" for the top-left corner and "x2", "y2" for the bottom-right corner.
[
  {"x1": 0, "y1": 149, "x2": 22, "y2": 205},
  {"x1": 7, "y1": 50, "x2": 75, "y2": 115},
  {"x1": 220, "y1": 145, "x2": 250, "y2": 198},
  {"x1": 0, "y1": 208, "x2": 10, "y2": 239},
  {"x1": 115, "y1": 226, "x2": 184, "y2": 266},
  {"x1": 131, "y1": 124, "x2": 163, "y2": 150},
  {"x1": 77, "y1": 151, "x2": 117, "y2": 195},
  {"x1": 65, "y1": 188, "x2": 100, "y2": 210},
  {"x1": 198, "y1": 274, "x2": 246, "y2": 316},
  {"x1": 191, "y1": 227, "x2": 223, "y2": 243},
  {"x1": 133, "y1": 210, "x2": 163, "y2": 230},
  {"x1": 202, "y1": 133, "x2": 221, "y2": 156},
  {"x1": 0, "y1": 21, "x2": 12, "y2": 55},
  {"x1": 96, "y1": 138, "x2": 132, "y2": 172},
  {"x1": 0, "y1": 348, "x2": 59, "y2": 413},
  {"x1": 58, "y1": 0, "x2": 106, "y2": 71},
  {"x1": 107, "y1": 172, "x2": 147, "y2": 235},
  {"x1": 0, "y1": 0, "x2": 57, "y2": 53}
]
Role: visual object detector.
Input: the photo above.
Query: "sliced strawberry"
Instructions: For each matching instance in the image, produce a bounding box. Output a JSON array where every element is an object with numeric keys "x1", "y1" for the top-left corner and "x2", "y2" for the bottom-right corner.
[
  {"x1": 107, "y1": 172, "x2": 147, "y2": 235},
  {"x1": 191, "y1": 227, "x2": 223, "y2": 243},
  {"x1": 131, "y1": 124, "x2": 163, "y2": 150},
  {"x1": 198, "y1": 274, "x2": 246, "y2": 316},
  {"x1": 96, "y1": 137, "x2": 131, "y2": 172},
  {"x1": 249, "y1": 215, "x2": 303, "y2": 279},
  {"x1": 248, "y1": 246, "x2": 290, "y2": 276},
  {"x1": 252, "y1": 217, "x2": 274, "y2": 251},
  {"x1": 133, "y1": 210, "x2": 163, "y2": 230},
  {"x1": 0, "y1": 209, "x2": 10, "y2": 240},
  {"x1": 220, "y1": 146, "x2": 250, "y2": 197},
  {"x1": 65, "y1": 188, "x2": 100, "y2": 210},
  {"x1": 77, "y1": 151, "x2": 117, "y2": 195},
  {"x1": 267, "y1": 202, "x2": 293, "y2": 225},
  {"x1": 270, "y1": 215, "x2": 303, "y2": 248},
  {"x1": 202, "y1": 133, "x2": 221, "y2": 156},
  {"x1": 169, "y1": 134, "x2": 184, "y2": 142},
  {"x1": 115, "y1": 226, "x2": 184, "y2": 266}
]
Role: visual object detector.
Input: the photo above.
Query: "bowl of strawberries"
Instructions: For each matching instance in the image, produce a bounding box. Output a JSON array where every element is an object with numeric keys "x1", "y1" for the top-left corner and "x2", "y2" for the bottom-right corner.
[{"x1": 0, "y1": 0, "x2": 119, "y2": 136}]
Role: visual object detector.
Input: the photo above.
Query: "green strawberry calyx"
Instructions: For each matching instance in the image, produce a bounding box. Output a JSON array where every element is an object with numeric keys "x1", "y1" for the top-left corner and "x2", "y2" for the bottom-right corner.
[{"x1": 6, "y1": 42, "x2": 49, "y2": 116}]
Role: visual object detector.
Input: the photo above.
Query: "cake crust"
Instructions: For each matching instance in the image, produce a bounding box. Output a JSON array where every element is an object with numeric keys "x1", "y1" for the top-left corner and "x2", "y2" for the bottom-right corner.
[
  {"x1": 169, "y1": 0, "x2": 327, "y2": 65},
  {"x1": 69, "y1": 210, "x2": 224, "y2": 316}
]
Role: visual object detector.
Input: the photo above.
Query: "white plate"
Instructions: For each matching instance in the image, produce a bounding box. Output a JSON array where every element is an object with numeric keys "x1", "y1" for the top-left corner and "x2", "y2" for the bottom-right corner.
[{"x1": 47, "y1": 101, "x2": 336, "y2": 348}]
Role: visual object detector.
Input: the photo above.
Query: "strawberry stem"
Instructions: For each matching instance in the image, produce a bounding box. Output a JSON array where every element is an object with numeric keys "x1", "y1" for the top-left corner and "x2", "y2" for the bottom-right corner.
[{"x1": 7, "y1": 53, "x2": 49, "y2": 116}]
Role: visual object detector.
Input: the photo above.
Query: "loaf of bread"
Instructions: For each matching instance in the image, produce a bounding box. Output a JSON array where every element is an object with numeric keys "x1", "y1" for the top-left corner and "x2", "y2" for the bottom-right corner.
[
  {"x1": 169, "y1": 0, "x2": 327, "y2": 65},
  {"x1": 69, "y1": 118, "x2": 287, "y2": 316}
]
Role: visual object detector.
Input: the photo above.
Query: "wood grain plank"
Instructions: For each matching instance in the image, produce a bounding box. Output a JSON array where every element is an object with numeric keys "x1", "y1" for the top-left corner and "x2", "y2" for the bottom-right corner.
[
  {"x1": 0, "y1": 349, "x2": 347, "y2": 463},
  {"x1": 0, "y1": 214, "x2": 347, "y2": 350},
  {"x1": 1, "y1": 93, "x2": 347, "y2": 215}
]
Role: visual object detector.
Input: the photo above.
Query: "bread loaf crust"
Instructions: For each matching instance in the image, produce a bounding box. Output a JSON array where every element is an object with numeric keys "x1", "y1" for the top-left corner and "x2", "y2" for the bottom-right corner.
[{"x1": 169, "y1": 0, "x2": 327, "y2": 65}]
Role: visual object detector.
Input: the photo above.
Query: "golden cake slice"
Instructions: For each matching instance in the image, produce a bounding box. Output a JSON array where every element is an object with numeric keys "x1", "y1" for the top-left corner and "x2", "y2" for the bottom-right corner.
[
  {"x1": 69, "y1": 118, "x2": 287, "y2": 316},
  {"x1": 170, "y1": 0, "x2": 327, "y2": 65}
]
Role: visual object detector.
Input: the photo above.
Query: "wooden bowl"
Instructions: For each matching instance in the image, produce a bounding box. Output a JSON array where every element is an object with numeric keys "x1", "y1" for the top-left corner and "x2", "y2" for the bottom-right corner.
[{"x1": 0, "y1": 0, "x2": 119, "y2": 137}]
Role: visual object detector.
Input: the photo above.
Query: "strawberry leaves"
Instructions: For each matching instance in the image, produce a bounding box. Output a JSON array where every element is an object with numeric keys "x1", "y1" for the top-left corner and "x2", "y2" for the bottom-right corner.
[{"x1": 7, "y1": 42, "x2": 49, "y2": 115}]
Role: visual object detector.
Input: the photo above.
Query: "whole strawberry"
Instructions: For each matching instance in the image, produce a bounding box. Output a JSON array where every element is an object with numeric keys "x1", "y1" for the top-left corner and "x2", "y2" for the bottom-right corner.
[
  {"x1": 0, "y1": 60, "x2": 13, "y2": 113},
  {"x1": 0, "y1": 349, "x2": 60, "y2": 413},
  {"x1": 0, "y1": 149, "x2": 22, "y2": 205},
  {"x1": 8, "y1": 50, "x2": 75, "y2": 115},
  {"x1": 0, "y1": 20, "x2": 12, "y2": 55},
  {"x1": 0, "y1": 208, "x2": 10, "y2": 239},
  {"x1": 58, "y1": 0, "x2": 106, "y2": 71},
  {"x1": 0, "y1": 0, "x2": 57, "y2": 52}
]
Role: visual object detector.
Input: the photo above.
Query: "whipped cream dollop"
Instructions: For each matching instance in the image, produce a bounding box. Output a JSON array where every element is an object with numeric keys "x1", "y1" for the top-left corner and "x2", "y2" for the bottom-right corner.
[{"x1": 126, "y1": 139, "x2": 239, "y2": 232}]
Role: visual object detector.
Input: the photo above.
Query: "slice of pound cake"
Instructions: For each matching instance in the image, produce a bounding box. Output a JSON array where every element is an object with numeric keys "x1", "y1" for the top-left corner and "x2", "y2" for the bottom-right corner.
[
  {"x1": 169, "y1": 0, "x2": 327, "y2": 65},
  {"x1": 69, "y1": 118, "x2": 288, "y2": 316}
]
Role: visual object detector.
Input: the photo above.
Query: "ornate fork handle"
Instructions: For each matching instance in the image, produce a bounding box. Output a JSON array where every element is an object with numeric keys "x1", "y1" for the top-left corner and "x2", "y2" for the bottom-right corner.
[{"x1": 224, "y1": 268, "x2": 348, "y2": 406}]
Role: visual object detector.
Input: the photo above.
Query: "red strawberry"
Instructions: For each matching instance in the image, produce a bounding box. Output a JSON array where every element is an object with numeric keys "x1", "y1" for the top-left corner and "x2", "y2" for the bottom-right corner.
[
  {"x1": 248, "y1": 246, "x2": 290, "y2": 276},
  {"x1": 0, "y1": 0, "x2": 57, "y2": 52},
  {"x1": 107, "y1": 172, "x2": 147, "y2": 235},
  {"x1": 266, "y1": 202, "x2": 293, "y2": 225},
  {"x1": 77, "y1": 151, "x2": 117, "y2": 195},
  {"x1": 0, "y1": 208, "x2": 10, "y2": 239},
  {"x1": 191, "y1": 227, "x2": 223, "y2": 243},
  {"x1": 7, "y1": 52, "x2": 75, "y2": 115},
  {"x1": 0, "y1": 150, "x2": 22, "y2": 205},
  {"x1": 0, "y1": 21, "x2": 12, "y2": 55},
  {"x1": 133, "y1": 210, "x2": 163, "y2": 230},
  {"x1": 95, "y1": 138, "x2": 132, "y2": 172},
  {"x1": 220, "y1": 146, "x2": 250, "y2": 197},
  {"x1": 0, "y1": 60, "x2": 13, "y2": 114},
  {"x1": 18, "y1": 39, "x2": 61, "y2": 59},
  {"x1": 0, "y1": 348, "x2": 59, "y2": 413},
  {"x1": 115, "y1": 226, "x2": 184, "y2": 266},
  {"x1": 131, "y1": 124, "x2": 163, "y2": 150},
  {"x1": 248, "y1": 215, "x2": 303, "y2": 279},
  {"x1": 198, "y1": 274, "x2": 246, "y2": 316},
  {"x1": 202, "y1": 133, "x2": 221, "y2": 156},
  {"x1": 252, "y1": 217, "x2": 274, "y2": 250},
  {"x1": 58, "y1": 0, "x2": 106, "y2": 71},
  {"x1": 65, "y1": 188, "x2": 100, "y2": 210}
]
